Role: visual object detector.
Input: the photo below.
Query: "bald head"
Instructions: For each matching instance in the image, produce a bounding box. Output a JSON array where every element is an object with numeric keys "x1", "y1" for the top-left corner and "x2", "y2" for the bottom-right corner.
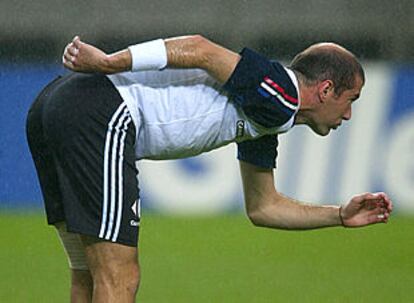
[
  {"x1": 289, "y1": 42, "x2": 365, "y2": 96},
  {"x1": 307, "y1": 42, "x2": 351, "y2": 52}
]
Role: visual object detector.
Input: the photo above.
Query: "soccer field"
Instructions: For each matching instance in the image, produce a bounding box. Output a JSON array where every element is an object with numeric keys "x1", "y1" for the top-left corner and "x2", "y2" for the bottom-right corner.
[{"x1": 0, "y1": 212, "x2": 413, "y2": 302}]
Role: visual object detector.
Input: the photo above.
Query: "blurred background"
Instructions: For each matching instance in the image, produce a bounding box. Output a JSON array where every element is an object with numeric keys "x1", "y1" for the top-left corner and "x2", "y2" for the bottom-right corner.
[{"x1": 0, "y1": 1, "x2": 413, "y2": 302}]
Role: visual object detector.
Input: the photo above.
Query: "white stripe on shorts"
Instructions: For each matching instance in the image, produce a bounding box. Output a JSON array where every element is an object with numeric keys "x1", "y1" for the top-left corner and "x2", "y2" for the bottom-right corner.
[
  {"x1": 99, "y1": 103, "x2": 132, "y2": 242},
  {"x1": 104, "y1": 109, "x2": 130, "y2": 240},
  {"x1": 112, "y1": 115, "x2": 132, "y2": 242}
]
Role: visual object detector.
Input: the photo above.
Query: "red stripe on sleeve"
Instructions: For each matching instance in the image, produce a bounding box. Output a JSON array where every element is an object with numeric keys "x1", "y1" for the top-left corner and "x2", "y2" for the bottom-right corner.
[{"x1": 264, "y1": 76, "x2": 298, "y2": 104}]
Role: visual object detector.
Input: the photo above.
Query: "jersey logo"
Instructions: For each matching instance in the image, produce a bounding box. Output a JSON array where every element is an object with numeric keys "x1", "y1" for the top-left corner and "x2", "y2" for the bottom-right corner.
[
  {"x1": 130, "y1": 199, "x2": 141, "y2": 227},
  {"x1": 236, "y1": 120, "x2": 245, "y2": 138},
  {"x1": 257, "y1": 76, "x2": 298, "y2": 111},
  {"x1": 131, "y1": 199, "x2": 141, "y2": 218}
]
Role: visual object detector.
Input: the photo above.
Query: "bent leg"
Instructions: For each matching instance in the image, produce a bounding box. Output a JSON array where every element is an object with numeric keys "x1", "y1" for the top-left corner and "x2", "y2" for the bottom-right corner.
[{"x1": 82, "y1": 237, "x2": 140, "y2": 303}]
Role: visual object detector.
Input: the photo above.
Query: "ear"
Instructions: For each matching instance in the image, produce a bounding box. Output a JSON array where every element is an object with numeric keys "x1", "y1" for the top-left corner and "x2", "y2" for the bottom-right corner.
[{"x1": 318, "y1": 80, "x2": 334, "y2": 102}]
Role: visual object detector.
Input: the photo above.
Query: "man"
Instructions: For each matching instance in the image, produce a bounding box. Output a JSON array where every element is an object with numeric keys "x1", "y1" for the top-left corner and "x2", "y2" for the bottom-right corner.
[{"x1": 26, "y1": 35, "x2": 392, "y2": 302}]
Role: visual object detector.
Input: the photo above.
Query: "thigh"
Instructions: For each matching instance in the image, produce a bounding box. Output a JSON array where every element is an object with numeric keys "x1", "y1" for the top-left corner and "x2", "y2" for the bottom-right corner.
[{"x1": 37, "y1": 73, "x2": 141, "y2": 246}]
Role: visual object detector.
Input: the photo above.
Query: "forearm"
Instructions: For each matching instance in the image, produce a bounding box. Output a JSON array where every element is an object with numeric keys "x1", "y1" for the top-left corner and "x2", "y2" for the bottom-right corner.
[
  {"x1": 240, "y1": 161, "x2": 342, "y2": 230},
  {"x1": 246, "y1": 192, "x2": 342, "y2": 230}
]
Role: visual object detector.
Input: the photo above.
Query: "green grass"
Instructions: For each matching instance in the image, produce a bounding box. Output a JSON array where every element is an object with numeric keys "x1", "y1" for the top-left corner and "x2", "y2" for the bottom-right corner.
[{"x1": 0, "y1": 212, "x2": 413, "y2": 302}]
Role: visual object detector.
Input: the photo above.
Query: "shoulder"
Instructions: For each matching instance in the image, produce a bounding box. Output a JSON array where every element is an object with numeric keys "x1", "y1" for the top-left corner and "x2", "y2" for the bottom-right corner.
[{"x1": 223, "y1": 48, "x2": 299, "y2": 128}]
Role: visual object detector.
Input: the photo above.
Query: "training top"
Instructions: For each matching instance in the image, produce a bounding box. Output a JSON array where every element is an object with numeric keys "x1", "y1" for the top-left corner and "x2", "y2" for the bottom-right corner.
[{"x1": 108, "y1": 48, "x2": 300, "y2": 168}]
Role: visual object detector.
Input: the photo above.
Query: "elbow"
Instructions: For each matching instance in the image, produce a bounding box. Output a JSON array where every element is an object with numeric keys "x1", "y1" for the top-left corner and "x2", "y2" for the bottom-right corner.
[
  {"x1": 185, "y1": 34, "x2": 210, "y2": 53},
  {"x1": 187, "y1": 34, "x2": 213, "y2": 68},
  {"x1": 247, "y1": 213, "x2": 264, "y2": 228},
  {"x1": 188, "y1": 34, "x2": 209, "y2": 48},
  {"x1": 189, "y1": 34, "x2": 208, "y2": 44},
  {"x1": 246, "y1": 206, "x2": 270, "y2": 228},
  {"x1": 246, "y1": 199, "x2": 291, "y2": 230}
]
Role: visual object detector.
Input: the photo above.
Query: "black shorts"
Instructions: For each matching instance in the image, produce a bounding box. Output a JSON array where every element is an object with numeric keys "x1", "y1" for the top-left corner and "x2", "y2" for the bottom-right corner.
[{"x1": 26, "y1": 73, "x2": 140, "y2": 247}]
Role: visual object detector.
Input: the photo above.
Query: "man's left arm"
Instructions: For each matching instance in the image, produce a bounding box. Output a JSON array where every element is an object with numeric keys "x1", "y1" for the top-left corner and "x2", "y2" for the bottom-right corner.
[{"x1": 239, "y1": 161, "x2": 393, "y2": 229}]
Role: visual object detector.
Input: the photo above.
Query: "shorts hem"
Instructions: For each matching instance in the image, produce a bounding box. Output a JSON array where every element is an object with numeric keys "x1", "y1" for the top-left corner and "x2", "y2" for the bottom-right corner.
[{"x1": 50, "y1": 220, "x2": 138, "y2": 247}]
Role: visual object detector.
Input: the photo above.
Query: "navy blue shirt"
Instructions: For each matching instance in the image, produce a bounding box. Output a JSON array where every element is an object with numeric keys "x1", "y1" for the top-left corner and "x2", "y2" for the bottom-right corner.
[{"x1": 224, "y1": 48, "x2": 298, "y2": 169}]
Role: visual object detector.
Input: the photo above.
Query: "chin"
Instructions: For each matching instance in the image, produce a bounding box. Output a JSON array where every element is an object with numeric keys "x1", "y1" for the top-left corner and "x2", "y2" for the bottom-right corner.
[{"x1": 309, "y1": 125, "x2": 330, "y2": 136}]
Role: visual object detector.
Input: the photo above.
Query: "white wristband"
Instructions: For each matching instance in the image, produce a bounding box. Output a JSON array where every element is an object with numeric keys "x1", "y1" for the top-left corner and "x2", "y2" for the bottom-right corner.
[{"x1": 128, "y1": 39, "x2": 168, "y2": 72}]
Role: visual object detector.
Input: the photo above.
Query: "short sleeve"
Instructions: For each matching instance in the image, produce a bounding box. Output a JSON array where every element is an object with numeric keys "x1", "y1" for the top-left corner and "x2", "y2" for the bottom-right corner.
[
  {"x1": 223, "y1": 48, "x2": 299, "y2": 128},
  {"x1": 237, "y1": 135, "x2": 278, "y2": 169}
]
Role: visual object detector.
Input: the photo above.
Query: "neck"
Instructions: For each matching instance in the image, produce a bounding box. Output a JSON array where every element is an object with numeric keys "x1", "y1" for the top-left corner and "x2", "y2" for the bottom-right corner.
[{"x1": 294, "y1": 77, "x2": 316, "y2": 125}]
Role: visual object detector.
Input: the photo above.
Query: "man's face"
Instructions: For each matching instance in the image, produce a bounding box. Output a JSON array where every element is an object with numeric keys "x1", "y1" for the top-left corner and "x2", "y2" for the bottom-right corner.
[{"x1": 308, "y1": 76, "x2": 364, "y2": 136}]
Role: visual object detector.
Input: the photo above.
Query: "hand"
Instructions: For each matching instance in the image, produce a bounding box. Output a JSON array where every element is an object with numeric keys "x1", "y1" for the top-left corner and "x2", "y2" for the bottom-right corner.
[
  {"x1": 62, "y1": 36, "x2": 110, "y2": 73},
  {"x1": 340, "y1": 192, "x2": 393, "y2": 227}
]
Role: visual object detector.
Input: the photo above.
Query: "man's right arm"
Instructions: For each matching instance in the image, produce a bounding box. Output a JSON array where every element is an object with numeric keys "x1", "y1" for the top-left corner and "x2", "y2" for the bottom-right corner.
[{"x1": 63, "y1": 35, "x2": 240, "y2": 84}]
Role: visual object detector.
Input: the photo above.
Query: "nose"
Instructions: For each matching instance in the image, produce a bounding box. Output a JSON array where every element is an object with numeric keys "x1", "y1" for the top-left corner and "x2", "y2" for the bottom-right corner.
[{"x1": 343, "y1": 106, "x2": 352, "y2": 121}]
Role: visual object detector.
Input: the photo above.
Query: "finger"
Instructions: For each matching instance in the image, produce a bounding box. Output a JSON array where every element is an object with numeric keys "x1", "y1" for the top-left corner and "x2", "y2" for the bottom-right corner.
[
  {"x1": 64, "y1": 41, "x2": 75, "y2": 52},
  {"x1": 375, "y1": 212, "x2": 389, "y2": 223},
  {"x1": 362, "y1": 193, "x2": 385, "y2": 200},
  {"x1": 374, "y1": 192, "x2": 393, "y2": 209},
  {"x1": 63, "y1": 59, "x2": 75, "y2": 70},
  {"x1": 373, "y1": 207, "x2": 391, "y2": 222},
  {"x1": 362, "y1": 207, "x2": 388, "y2": 222},
  {"x1": 364, "y1": 199, "x2": 384, "y2": 210},
  {"x1": 63, "y1": 51, "x2": 70, "y2": 62},
  {"x1": 63, "y1": 52, "x2": 75, "y2": 63},
  {"x1": 368, "y1": 212, "x2": 388, "y2": 224},
  {"x1": 374, "y1": 192, "x2": 390, "y2": 201},
  {"x1": 73, "y1": 36, "x2": 82, "y2": 49},
  {"x1": 359, "y1": 195, "x2": 390, "y2": 211},
  {"x1": 63, "y1": 45, "x2": 69, "y2": 57},
  {"x1": 382, "y1": 195, "x2": 393, "y2": 212},
  {"x1": 386, "y1": 201, "x2": 393, "y2": 212},
  {"x1": 381, "y1": 199, "x2": 393, "y2": 213},
  {"x1": 67, "y1": 46, "x2": 79, "y2": 57},
  {"x1": 375, "y1": 201, "x2": 388, "y2": 210},
  {"x1": 352, "y1": 192, "x2": 378, "y2": 204},
  {"x1": 369, "y1": 207, "x2": 387, "y2": 216}
]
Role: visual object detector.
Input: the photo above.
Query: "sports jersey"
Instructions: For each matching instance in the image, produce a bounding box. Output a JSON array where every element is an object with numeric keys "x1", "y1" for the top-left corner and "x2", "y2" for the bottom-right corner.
[{"x1": 108, "y1": 48, "x2": 300, "y2": 168}]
